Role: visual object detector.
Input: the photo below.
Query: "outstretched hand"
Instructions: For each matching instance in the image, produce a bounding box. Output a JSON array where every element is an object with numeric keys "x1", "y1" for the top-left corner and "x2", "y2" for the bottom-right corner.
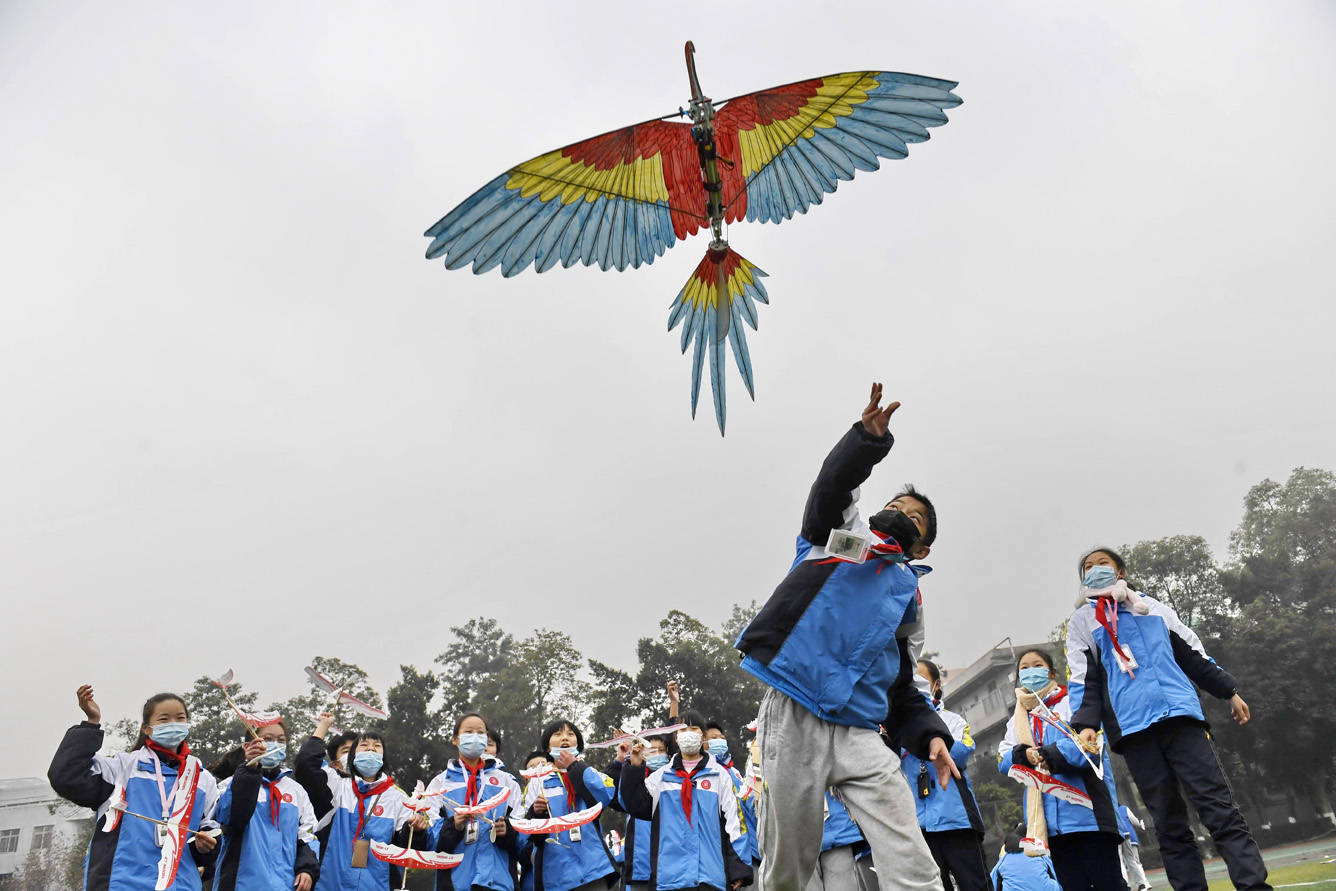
[
  {"x1": 1230, "y1": 694, "x2": 1251, "y2": 725},
  {"x1": 76, "y1": 685, "x2": 101, "y2": 724},
  {"x1": 928, "y1": 737, "x2": 961, "y2": 790},
  {"x1": 860, "y1": 382, "x2": 900, "y2": 438}
]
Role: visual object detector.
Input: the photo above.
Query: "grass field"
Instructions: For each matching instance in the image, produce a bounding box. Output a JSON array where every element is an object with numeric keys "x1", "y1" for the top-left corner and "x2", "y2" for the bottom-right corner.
[{"x1": 1207, "y1": 859, "x2": 1336, "y2": 890}]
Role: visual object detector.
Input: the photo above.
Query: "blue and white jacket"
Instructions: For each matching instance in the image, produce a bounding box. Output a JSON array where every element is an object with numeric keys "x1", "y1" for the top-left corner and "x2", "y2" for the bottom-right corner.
[
  {"x1": 48, "y1": 723, "x2": 220, "y2": 891},
  {"x1": 903, "y1": 705, "x2": 984, "y2": 834},
  {"x1": 990, "y1": 851, "x2": 1062, "y2": 891},
  {"x1": 713, "y1": 754, "x2": 758, "y2": 865},
  {"x1": 997, "y1": 687, "x2": 1122, "y2": 839},
  {"x1": 520, "y1": 760, "x2": 618, "y2": 891},
  {"x1": 736, "y1": 423, "x2": 950, "y2": 752},
  {"x1": 1117, "y1": 805, "x2": 1142, "y2": 845},
  {"x1": 425, "y1": 758, "x2": 522, "y2": 891},
  {"x1": 607, "y1": 759, "x2": 655, "y2": 883},
  {"x1": 213, "y1": 764, "x2": 320, "y2": 891},
  {"x1": 294, "y1": 743, "x2": 424, "y2": 891},
  {"x1": 618, "y1": 753, "x2": 753, "y2": 891},
  {"x1": 1066, "y1": 592, "x2": 1238, "y2": 748},
  {"x1": 820, "y1": 790, "x2": 865, "y2": 852}
]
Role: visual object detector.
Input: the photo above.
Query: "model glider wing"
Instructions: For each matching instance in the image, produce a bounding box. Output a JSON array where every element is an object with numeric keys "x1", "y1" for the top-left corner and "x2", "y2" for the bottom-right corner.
[
  {"x1": 510, "y1": 803, "x2": 603, "y2": 835},
  {"x1": 304, "y1": 666, "x2": 389, "y2": 720},
  {"x1": 425, "y1": 118, "x2": 707, "y2": 276},
  {"x1": 1007, "y1": 765, "x2": 1092, "y2": 809},
  {"x1": 370, "y1": 842, "x2": 463, "y2": 870},
  {"x1": 520, "y1": 763, "x2": 555, "y2": 779},
  {"x1": 442, "y1": 789, "x2": 511, "y2": 817},
  {"x1": 714, "y1": 72, "x2": 961, "y2": 224}
]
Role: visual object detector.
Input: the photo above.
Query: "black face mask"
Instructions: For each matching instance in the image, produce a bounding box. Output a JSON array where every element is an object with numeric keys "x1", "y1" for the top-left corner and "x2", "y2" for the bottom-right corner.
[{"x1": 868, "y1": 509, "x2": 920, "y2": 555}]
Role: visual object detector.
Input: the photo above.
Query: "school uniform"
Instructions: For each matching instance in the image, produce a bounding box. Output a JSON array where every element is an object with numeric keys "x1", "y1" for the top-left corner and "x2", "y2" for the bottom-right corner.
[
  {"x1": 607, "y1": 759, "x2": 656, "y2": 891},
  {"x1": 734, "y1": 422, "x2": 953, "y2": 891},
  {"x1": 48, "y1": 722, "x2": 220, "y2": 891},
  {"x1": 1116, "y1": 805, "x2": 1149, "y2": 891},
  {"x1": 997, "y1": 686, "x2": 1126, "y2": 891},
  {"x1": 617, "y1": 753, "x2": 753, "y2": 891},
  {"x1": 804, "y1": 790, "x2": 867, "y2": 891},
  {"x1": 988, "y1": 852, "x2": 1061, "y2": 891},
  {"x1": 711, "y1": 750, "x2": 759, "y2": 866},
  {"x1": 521, "y1": 758, "x2": 618, "y2": 891},
  {"x1": 426, "y1": 757, "x2": 522, "y2": 891},
  {"x1": 903, "y1": 705, "x2": 987, "y2": 891},
  {"x1": 293, "y1": 743, "x2": 424, "y2": 891},
  {"x1": 1067, "y1": 592, "x2": 1269, "y2": 891},
  {"x1": 213, "y1": 764, "x2": 320, "y2": 890}
]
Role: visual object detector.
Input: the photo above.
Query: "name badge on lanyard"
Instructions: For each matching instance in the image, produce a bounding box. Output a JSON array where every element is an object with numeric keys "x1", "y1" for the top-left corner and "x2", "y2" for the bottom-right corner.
[{"x1": 148, "y1": 752, "x2": 173, "y2": 847}]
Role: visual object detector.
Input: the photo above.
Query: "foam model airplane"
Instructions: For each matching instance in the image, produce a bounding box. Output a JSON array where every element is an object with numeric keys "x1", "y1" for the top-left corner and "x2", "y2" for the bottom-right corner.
[
  {"x1": 304, "y1": 665, "x2": 389, "y2": 720},
  {"x1": 586, "y1": 724, "x2": 687, "y2": 750}
]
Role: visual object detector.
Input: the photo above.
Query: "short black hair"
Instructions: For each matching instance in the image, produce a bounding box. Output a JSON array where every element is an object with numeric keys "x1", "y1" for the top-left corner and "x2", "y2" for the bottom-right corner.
[
  {"x1": 345, "y1": 731, "x2": 386, "y2": 777},
  {"x1": 1003, "y1": 823, "x2": 1025, "y2": 854},
  {"x1": 539, "y1": 719, "x2": 584, "y2": 753},
  {"x1": 326, "y1": 730, "x2": 358, "y2": 766},
  {"x1": 1079, "y1": 546, "x2": 1127, "y2": 579},
  {"x1": 917, "y1": 658, "x2": 943, "y2": 704},
  {"x1": 487, "y1": 727, "x2": 503, "y2": 755},
  {"x1": 451, "y1": 712, "x2": 487, "y2": 738},
  {"x1": 680, "y1": 710, "x2": 709, "y2": 732},
  {"x1": 704, "y1": 721, "x2": 726, "y2": 736},
  {"x1": 1016, "y1": 647, "x2": 1056, "y2": 676},
  {"x1": 524, "y1": 749, "x2": 551, "y2": 766},
  {"x1": 892, "y1": 485, "x2": 937, "y2": 546}
]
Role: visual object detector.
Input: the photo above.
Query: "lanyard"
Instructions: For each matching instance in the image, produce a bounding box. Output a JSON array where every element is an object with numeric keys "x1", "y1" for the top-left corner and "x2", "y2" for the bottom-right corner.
[{"x1": 147, "y1": 750, "x2": 171, "y2": 819}]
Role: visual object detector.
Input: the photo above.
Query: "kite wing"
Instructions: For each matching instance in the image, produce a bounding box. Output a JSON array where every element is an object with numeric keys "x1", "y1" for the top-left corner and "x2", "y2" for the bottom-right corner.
[
  {"x1": 510, "y1": 803, "x2": 603, "y2": 835},
  {"x1": 714, "y1": 72, "x2": 961, "y2": 223},
  {"x1": 424, "y1": 118, "x2": 706, "y2": 276},
  {"x1": 369, "y1": 842, "x2": 463, "y2": 870},
  {"x1": 1007, "y1": 765, "x2": 1093, "y2": 809}
]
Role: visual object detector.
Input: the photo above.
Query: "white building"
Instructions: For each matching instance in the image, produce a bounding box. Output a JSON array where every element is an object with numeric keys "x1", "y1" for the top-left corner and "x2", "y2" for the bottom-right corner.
[{"x1": 0, "y1": 777, "x2": 91, "y2": 888}]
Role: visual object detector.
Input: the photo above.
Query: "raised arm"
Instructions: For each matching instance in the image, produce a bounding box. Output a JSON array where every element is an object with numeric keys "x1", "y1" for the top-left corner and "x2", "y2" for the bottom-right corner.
[
  {"x1": 48, "y1": 685, "x2": 116, "y2": 809},
  {"x1": 799, "y1": 383, "x2": 900, "y2": 545}
]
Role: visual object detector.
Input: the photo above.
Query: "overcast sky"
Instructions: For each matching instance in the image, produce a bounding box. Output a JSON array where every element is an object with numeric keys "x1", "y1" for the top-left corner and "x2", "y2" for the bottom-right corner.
[{"x1": 4, "y1": 1, "x2": 1334, "y2": 780}]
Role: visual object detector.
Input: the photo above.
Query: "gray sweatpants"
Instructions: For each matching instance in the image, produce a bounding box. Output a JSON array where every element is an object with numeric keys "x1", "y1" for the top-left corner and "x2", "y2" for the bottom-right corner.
[
  {"x1": 756, "y1": 689, "x2": 941, "y2": 891},
  {"x1": 804, "y1": 845, "x2": 862, "y2": 891},
  {"x1": 1120, "y1": 840, "x2": 1149, "y2": 890}
]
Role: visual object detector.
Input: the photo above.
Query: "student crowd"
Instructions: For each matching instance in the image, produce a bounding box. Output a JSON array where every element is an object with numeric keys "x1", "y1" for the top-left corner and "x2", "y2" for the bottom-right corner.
[{"x1": 48, "y1": 386, "x2": 1270, "y2": 891}]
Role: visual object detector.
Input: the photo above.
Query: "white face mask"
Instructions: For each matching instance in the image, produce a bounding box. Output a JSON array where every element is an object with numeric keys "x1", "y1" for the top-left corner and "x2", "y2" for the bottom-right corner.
[{"x1": 676, "y1": 730, "x2": 703, "y2": 756}]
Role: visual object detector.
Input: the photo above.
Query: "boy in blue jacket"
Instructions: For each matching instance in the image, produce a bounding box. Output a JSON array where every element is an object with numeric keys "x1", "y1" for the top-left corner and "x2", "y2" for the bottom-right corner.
[
  {"x1": 735, "y1": 383, "x2": 959, "y2": 891},
  {"x1": 1066, "y1": 548, "x2": 1267, "y2": 891}
]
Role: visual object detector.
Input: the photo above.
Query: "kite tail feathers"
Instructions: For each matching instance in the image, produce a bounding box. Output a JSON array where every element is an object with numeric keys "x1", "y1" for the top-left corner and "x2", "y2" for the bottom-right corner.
[{"x1": 667, "y1": 246, "x2": 769, "y2": 435}]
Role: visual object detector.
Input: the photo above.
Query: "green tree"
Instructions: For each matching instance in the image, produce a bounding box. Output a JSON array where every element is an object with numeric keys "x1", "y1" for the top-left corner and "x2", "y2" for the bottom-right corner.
[
  {"x1": 1121, "y1": 535, "x2": 1233, "y2": 634},
  {"x1": 267, "y1": 656, "x2": 386, "y2": 740},
  {"x1": 1227, "y1": 467, "x2": 1336, "y2": 608},
  {"x1": 379, "y1": 665, "x2": 451, "y2": 791}
]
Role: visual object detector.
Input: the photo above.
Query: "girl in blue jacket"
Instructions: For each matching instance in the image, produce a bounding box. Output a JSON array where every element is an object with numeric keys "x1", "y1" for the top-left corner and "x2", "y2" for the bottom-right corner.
[
  {"x1": 619, "y1": 712, "x2": 753, "y2": 891},
  {"x1": 608, "y1": 733, "x2": 673, "y2": 891},
  {"x1": 1067, "y1": 548, "x2": 1267, "y2": 891},
  {"x1": 998, "y1": 649, "x2": 1126, "y2": 891},
  {"x1": 295, "y1": 714, "x2": 429, "y2": 890},
  {"x1": 212, "y1": 719, "x2": 320, "y2": 891},
  {"x1": 426, "y1": 712, "x2": 522, "y2": 891},
  {"x1": 989, "y1": 825, "x2": 1061, "y2": 891},
  {"x1": 906, "y1": 660, "x2": 988, "y2": 891},
  {"x1": 522, "y1": 719, "x2": 619, "y2": 891},
  {"x1": 49, "y1": 685, "x2": 221, "y2": 891},
  {"x1": 704, "y1": 722, "x2": 758, "y2": 868}
]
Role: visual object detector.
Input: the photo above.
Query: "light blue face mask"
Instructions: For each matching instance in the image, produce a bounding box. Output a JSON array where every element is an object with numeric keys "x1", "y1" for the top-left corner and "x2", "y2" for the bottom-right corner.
[
  {"x1": 353, "y1": 751, "x2": 383, "y2": 778},
  {"x1": 549, "y1": 746, "x2": 579, "y2": 760},
  {"x1": 707, "y1": 738, "x2": 730, "y2": 760},
  {"x1": 1018, "y1": 667, "x2": 1052, "y2": 692},
  {"x1": 1083, "y1": 565, "x2": 1119, "y2": 589},
  {"x1": 458, "y1": 732, "x2": 488, "y2": 760},
  {"x1": 149, "y1": 723, "x2": 190, "y2": 748},
  {"x1": 260, "y1": 741, "x2": 287, "y2": 769},
  {"x1": 646, "y1": 753, "x2": 670, "y2": 770}
]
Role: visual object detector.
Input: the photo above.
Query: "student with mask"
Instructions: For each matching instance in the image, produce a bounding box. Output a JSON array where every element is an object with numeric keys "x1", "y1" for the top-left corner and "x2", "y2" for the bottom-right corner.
[
  {"x1": 296, "y1": 713, "x2": 429, "y2": 890},
  {"x1": 620, "y1": 711, "x2": 753, "y2": 891},
  {"x1": 905, "y1": 660, "x2": 988, "y2": 891},
  {"x1": 212, "y1": 719, "x2": 321, "y2": 891},
  {"x1": 486, "y1": 728, "x2": 507, "y2": 767},
  {"x1": 998, "y1": 649, "x2": 1126, "y2": 891},
  {"x1": 1067, "y1": 548, "x2": 1267, "y2": 891},
  {"x1": 49, "y1": 685, "x2": 221, "y2": 890},
  {"x1": 294, "y1": 724, "x2": 358, "y2": 856},
  {"x1": 734, "y1": 382, "x2": 958, "y2": 891},
  {"x1": 705, "y1": 722, "x2": 759, "y2": 868},
  {"x1": 427, "y1": 712, "x2": 523, "y2": 891},
  {"x1": 523, "y1": 719, "x2": 619, "y2": 891},
  {"x1": 609, "y1": 734, "x2": 674, "y2": 891},
  {"x1": 989, "y1": 824, "x2": 1061, "y2": 891}
]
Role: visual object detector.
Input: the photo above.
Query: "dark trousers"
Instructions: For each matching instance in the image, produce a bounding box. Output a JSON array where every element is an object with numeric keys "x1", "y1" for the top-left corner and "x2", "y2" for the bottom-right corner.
[
  {"x1": 1048, "y1": 832, "x2": 1128, "y2": 891},
  {"x1": 924, "y1": 829, "x2": 990, "y2": 891},
  {"x1": 1119, "y1": 719, "x2": 1269, "y2": 891}
]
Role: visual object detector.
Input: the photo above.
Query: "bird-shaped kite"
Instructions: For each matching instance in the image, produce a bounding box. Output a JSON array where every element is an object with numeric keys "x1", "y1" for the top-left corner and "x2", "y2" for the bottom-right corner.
[{"x1": 424, "y1": 42, "x2": 961, "y2": 432}]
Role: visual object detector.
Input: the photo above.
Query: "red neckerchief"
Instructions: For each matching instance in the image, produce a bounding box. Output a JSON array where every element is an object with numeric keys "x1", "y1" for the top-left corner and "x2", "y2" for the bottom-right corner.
[
  {"x1": 145, "y1": 739, "x2": 191, "y2": 765},
  {"x1": 461, "y1": 759, "x2": 484, "y2": 806},
  {"x1": 1032, "y1": 686, "x2": 1068, "y2": 740},
  {"x1": 674, "y1": 760, "x2": 705, "y2": 825},
  {"x1": 352, "y1": 774, "x2": 395, "y2": 845},
  {"x1": 558, "y1": 768, "x2": 577, "y2": 811},
  {"x1": 265, "y1": 778, "x2": 283, "y2": 826}
]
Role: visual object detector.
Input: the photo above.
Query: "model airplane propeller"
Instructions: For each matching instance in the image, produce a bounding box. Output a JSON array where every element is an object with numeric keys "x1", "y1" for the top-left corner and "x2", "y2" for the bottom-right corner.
[{"x1": 425, "y1": 42, "x2": 961, "y2": 432}]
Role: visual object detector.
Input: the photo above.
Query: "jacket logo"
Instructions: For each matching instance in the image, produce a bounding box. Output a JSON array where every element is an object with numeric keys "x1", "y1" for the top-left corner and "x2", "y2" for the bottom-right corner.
[
  {"x1": 283, "y1": 793, "x2": 293, "y2": 803},
  {"x1": 373, "y1": 805, "x2": 384, "y2": 816},
  {"x1": 489, "y1": 777, "x2": 500, "y2": 785},
  {"x1": 700, "y1": 779, "x2": 711, "y2": 790}
]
